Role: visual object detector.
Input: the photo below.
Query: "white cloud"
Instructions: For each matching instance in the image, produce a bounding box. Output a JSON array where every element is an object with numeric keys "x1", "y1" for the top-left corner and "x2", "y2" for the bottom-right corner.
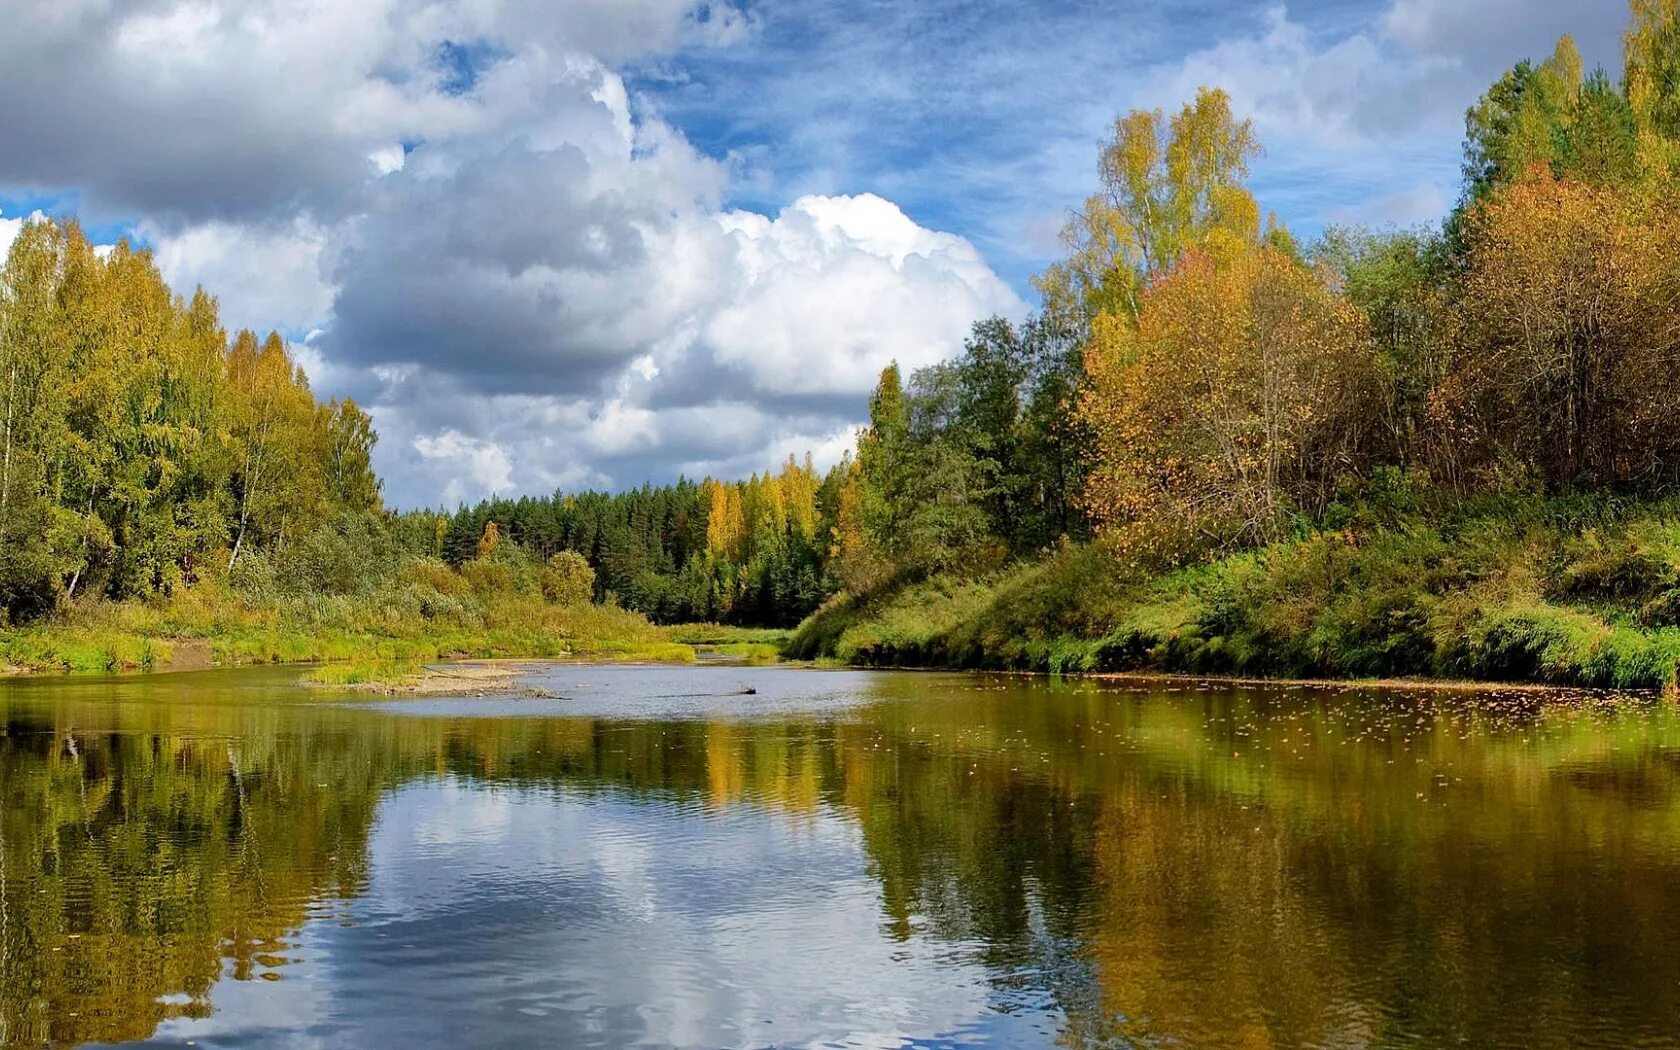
[
  {"x1": 0, "y1": 0, "x2": 757, "y2": 224},
  {"x1": 144, "y1": 217, "x2": 334, "y2": 335},
  {"x1": 1381, "y1": 0, "x2": 1625, "y2": 70},
  {"x1": 1139, "y1": 6, "x2": 1461, "y2": 149},
  {"x1": 411, "y1": 428, "x2": 516, "y2": 505},
  {"x1": 582, "y1": 399, "x2": 660, "y2": 457},
  {"x1": 706, "y1": 194, "x2": 1019, "y2": 397},
  {"x1": 1326, "y1": 183, "x2": 1451, "y2": 228},
  {"x1": 294, "y1": 55, "x2": 1015, "y2": 503},
  {"x1": 369, "y1": 145, "x2": 407, "y2": 175},
  {"x1": 0, "y1": 209, "x2": 28, "y2": 258}
]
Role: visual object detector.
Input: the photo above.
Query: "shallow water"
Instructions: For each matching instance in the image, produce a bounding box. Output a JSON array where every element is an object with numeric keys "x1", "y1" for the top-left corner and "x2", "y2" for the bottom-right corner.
[{"x1": 2, "y1": 664, "x2": 1678, "y2": 1048}]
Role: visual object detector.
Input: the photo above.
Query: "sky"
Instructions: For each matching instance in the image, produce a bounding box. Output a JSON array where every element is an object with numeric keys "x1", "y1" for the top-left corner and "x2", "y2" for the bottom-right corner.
[{"x1": 0, "y1": 0, "x2": 1629, "y2": 508}]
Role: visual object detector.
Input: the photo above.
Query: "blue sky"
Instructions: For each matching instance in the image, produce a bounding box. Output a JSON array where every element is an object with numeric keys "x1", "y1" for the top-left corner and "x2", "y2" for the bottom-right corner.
[
  {"x1": 0, "y1": 0, "x2": 1630, "y2": 506},
  {"x1": 625, "y1": 0, "x2": 1624, "y2": 293}
]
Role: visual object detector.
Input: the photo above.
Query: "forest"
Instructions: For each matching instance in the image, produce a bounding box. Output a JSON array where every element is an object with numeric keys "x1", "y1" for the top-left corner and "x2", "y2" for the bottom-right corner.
[
  {"x1": 7, "y1": 1, "x2": 1680, "y2": 685},
  {"x1": 791, "y1": 1, "x2": 1680, "y2": 687}
]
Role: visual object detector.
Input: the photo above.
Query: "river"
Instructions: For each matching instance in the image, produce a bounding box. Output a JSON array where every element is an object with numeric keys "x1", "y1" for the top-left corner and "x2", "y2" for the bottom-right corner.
[{"x1": 2, "y1": 663, "x2": 1677, "y2": 1048}]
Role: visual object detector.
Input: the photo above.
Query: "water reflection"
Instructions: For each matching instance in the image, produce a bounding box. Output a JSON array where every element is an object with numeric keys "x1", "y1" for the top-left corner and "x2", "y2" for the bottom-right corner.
[{"x1": 2, "y1": 667, "x2": 1678, "y2": 1048}]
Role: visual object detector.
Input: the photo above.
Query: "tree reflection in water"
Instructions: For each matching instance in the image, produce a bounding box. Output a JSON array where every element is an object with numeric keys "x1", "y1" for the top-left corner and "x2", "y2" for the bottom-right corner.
[{"x1": 2, "y1": 667, "x2": 1678, "y2": 1048}]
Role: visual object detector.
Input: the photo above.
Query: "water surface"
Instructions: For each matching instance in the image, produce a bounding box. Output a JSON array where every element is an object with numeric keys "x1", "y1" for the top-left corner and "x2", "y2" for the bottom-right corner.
[{"x1": 2, "y1": 664, "x2": 1678, "y2": 1048}]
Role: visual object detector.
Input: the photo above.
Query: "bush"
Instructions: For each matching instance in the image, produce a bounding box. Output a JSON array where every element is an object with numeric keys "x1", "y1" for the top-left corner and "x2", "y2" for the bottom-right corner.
[
  {"x1": 788, "y1": 495, "x2": 1680, "y2": 689},
  {"x1": 541, "y1": 551, "x2": 596, "y2": 606}
]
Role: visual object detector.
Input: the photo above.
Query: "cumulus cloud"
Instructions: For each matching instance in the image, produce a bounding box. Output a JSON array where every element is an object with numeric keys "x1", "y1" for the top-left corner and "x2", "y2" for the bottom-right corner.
[
  {"x1": 302, "y1": 54, "x2": 1016, "y2": 504},
  {"x1": 411, "y1": 428, "x2": 517, "y2": 505},
  {"x1": 24, "y1": 0, "x2": 1609, "y2": 507},
  {"x1": 143, "y1": 217, "x2": 334, "y2": 336},
  {"x1": 0, "y1": 0, "x2": 746, "y2": 223},
  {"x1": 705, "y1": 194, "x2": 1016, "y2": 398},
  {"x1": 0, "y1": 209, "x2": 28, "y2": 258},
  {"x1": 0, "y1": 0, "x2": 1015, "y2": 506}
]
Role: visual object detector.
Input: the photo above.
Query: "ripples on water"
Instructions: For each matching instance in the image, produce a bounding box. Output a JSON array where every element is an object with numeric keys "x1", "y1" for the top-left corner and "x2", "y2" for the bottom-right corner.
[{"x1": 1, "y1": 664, "x2": 1678, "y2": 1048}]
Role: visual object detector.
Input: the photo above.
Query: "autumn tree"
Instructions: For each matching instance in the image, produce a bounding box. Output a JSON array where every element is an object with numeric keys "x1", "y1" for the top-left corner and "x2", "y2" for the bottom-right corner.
[
  {"x1": 1037, "y1": 87, "x2": 1262, "y2": 322},
  {"x1": 1081, "y1": 242, "x2": 1383, "y2": 556},
  {"x1": 778, "y1": 453, "x2": 819, "y2": 543},
  {"x1": 1458, "y1": 34, "x2": 1641, "y2": 246},
  {"x1": 1315, "y1": 226, "x2": 1453, "y2": 461},
  {"x1": 476, "y1": 520, "x2": 502, "y2": 560},
  {"x1": 828, "y1": 456, "x2": 886, "y2": 595},
  {"x1": 0, "y1": 220, "x2": 69, "y2": 613},
  {"x1": 1446, "y1": 175, "x2": 1680, "y2": 489},
  {"x1": 226, "y1": 331, "x2": 326, "y2": 569},
  {"x1": 1463, "y1": 37, "x2": 1585, "y2": 203},
  {"x1": 0, "y1": 215, "x2": 380, "y2": 614},
  {"x1": 540, "y1": 550, "x2": 596, "y2": 605},
  {"x1": 705, "y1": 480, "x2": 744, "y2": 562},
  {"x1": 1625, "y1": 0, "x2": 1680, "y2": 169}
]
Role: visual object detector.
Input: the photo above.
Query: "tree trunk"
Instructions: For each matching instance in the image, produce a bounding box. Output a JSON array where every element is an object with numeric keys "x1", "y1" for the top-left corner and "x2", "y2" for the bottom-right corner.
[
  {"x1": 0, "y1": 359, "x2": 15, "y2": 552},
  {"x1": 228, "y1": 518, "x2": 247, "y2": 572}
]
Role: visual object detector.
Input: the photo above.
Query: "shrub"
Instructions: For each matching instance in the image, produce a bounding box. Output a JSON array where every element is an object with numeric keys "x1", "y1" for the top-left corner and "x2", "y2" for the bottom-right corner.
[{"x1": 541, "y1": 551, "x2": 596, "y2": 606}]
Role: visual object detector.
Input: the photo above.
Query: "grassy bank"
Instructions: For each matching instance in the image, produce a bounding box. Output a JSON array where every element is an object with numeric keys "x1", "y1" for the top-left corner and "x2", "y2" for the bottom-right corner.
[
  {"x1": 0, "y1": 578, "x2": 690, "y2": 676},
  {"x1": 664, "y1": 624, "x2": 790, "y2": 664},
  {"x1": 788, "y1": 496, "x2": 1680, "y2": 690},
  {"x1": 0, "y1": 508, "x2": 712, "y2": 677}
]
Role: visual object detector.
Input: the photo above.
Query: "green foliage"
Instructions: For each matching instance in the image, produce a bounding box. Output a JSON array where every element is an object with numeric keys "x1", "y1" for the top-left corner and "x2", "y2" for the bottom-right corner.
[
  {"x1": 0, "y1": 218, "x2": 381, "y2": 620},
  {"x1": 792, "y1": 497, "x2": 1680, "y2": 689},
  {"x1": 541, "y1": 550, "x2": 596, "y2": 605},
  {"x1": 665, "y1": 623, "x2": 789, "y2": 646},
  {"x1": 439, "y1": 464, "x2": 829, "y2": 628},
  {"x1": 305, "y1": 659, "x2": 426, "y2": 686},
  {"x1": 324, "y1": 398, "x2": 382, "y2": 512},
  {"x1": 0, "y1": 507, "x2": 696, "y2": 675},
  {"x1": 825, "y1": 314, "x2": 1093, "y2": 593}
]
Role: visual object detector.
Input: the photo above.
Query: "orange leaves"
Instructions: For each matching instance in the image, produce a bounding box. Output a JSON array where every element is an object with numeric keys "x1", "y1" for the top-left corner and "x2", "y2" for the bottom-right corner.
[
  {"x1": 1450, "y1": 173, "x2": 1680, "y2": 486},
  {"x1": 1080, "y1": 243, "x2": 1381, "y2": 559}
]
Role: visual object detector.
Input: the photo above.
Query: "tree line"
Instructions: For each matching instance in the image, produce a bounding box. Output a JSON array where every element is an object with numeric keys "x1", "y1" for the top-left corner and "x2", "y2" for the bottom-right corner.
[
  {"x1": 10, "y1": 1, "x2": 1680, "y2": 631},
  {"x1": 437, "y1": 312, "x2": 1091, "y2": 625},
  {"x1": 830, "y1": 0, "x2": 1680, "y2": 585},
  {"x1": 0, "y1": 219, "x2": 380, "y2": 618},
  {"x1": 437, "y1": 464, "x2": 827, "y2": 626}
]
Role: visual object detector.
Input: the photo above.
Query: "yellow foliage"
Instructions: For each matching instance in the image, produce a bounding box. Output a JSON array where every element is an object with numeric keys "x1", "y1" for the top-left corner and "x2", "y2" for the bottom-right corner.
[
  {"x1": 1445, "y1": 174, "x2": 1680, "y2": 487},
  {"x1": 1080, "y1": 242, "x2": 1382, "y2": 557},
  {"x1": 476, "y1": 520, "x2": 502, "y2": 560},
  {"x1": 1037, "y1": 87, "x2": 1263, "y2": 322}
]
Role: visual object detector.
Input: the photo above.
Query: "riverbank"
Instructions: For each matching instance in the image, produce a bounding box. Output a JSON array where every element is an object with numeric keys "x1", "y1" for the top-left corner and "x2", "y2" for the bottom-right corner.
[
  {"x1": 0, "y1": 585, "x2": 694, "y2": 676},
  {"x1": 788, "y1": 498, "x2": 1680, "y2": 691}
]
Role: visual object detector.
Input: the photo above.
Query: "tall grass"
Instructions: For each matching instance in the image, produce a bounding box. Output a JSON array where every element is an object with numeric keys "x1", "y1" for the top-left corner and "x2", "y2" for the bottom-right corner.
[
  {"x1": 0, "y1": 562, "x2": 686, "y2": 675},
  {"x1": 789, "y1": 496, "x2": 1680, "y2": 689}
]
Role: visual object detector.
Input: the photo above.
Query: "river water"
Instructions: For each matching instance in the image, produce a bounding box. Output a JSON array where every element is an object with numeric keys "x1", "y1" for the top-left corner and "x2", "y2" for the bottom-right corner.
[{"x1": 1, "y1": 663, "x2": 1677, "y2": 1048}]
